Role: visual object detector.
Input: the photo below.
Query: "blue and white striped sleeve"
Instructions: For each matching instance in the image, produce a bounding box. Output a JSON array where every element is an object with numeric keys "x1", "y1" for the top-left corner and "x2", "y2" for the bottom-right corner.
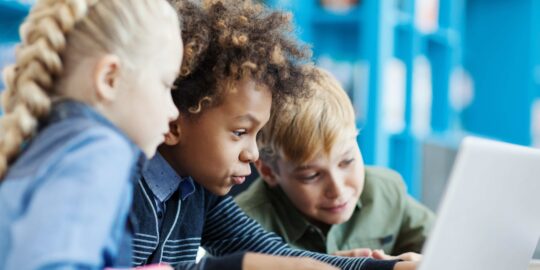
[
  {"x1": 201, "y1": 197, "x2": 398, "y2": 270},
  {"x1": 172, "y1": 252, "x2": 245, "y2": 270}
]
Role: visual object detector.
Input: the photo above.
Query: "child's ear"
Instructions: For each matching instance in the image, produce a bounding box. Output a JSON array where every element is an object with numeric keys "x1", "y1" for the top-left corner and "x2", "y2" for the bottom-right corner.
[
  {"x1": 164, "y1": 118, "x2": 182, "y2": 145},
  {"x1": 255, "y1": 160, "x2": 279, "y2": 187},
  {"x1": 93, "y1": 54, "x2": 121, "y2": 102}
]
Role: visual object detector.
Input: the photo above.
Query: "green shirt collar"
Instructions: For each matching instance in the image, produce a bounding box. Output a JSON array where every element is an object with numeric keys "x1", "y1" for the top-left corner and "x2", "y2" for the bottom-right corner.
[
  {"x1": 267, "y1": 182, "x2": 362, "y2": 243},
  {"x1": 236, "y1": 167, "x2": 435, "y2": 255}
]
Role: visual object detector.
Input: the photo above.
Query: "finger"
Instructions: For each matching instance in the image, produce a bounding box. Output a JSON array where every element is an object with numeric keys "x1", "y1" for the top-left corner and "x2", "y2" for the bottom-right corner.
[
  {"x1": 372, "y1": 249, "x2": 394, "y2": 260},
  {"x1": 135, "y1": 263, "x2": 174, "y2": 270},
  {"x1": 300, "y1": 257, "x2": 339, "y2": 270},
  {"x1": 332, "y1": 250, "x2": 354, "y2": 257},
  {"x1": 350, "y1": 248, "x2": 372, "y2": 257},
  {"x1": 397, "y1": 252, "x2": 423, "y2": 262},
  {"x1": 332, "y1": 248, "x2": 372, "y2": 257}
]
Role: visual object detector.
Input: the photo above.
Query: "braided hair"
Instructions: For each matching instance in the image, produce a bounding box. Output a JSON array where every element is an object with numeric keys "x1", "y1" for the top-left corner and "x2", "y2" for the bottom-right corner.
[{"x1": 0, "y1": 0, "x2": 179, "y2": 179}]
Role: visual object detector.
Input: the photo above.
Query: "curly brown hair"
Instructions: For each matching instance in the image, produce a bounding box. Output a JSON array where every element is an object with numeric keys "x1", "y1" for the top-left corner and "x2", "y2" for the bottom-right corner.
[{"x1": 168, "y1": 0, "x2": 313, "y2": 115}]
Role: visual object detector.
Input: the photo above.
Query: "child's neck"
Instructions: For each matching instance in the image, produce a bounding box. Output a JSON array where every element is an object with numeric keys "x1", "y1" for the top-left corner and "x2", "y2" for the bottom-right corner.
[
  {"x1": 306, "y1": 217, "x2": 332, "y2": 237},
  {"x1": 157, "y1": 146, "x2": 188, "y2": 177}
]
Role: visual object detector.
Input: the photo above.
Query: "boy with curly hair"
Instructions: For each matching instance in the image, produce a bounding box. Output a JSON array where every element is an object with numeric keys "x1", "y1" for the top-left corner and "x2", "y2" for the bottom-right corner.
[{"x1": 128, "y1": 1, "x2": 417, "y2": 270}]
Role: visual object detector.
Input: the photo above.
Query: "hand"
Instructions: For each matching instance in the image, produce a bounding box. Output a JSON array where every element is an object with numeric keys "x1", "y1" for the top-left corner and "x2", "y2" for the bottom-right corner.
[
  {"x1": 243, "y1": 253, "x2": 339, "y2": 270},
  {"x1": 393, "y1": 261, "x2": 418, "y2": 270},
  {"x1": 332, "y1": 248, "x2": 373, "y2": 257},
  {"x1": 372, "y1": 249, "x2": 422, "y2": 262},
  {"x1": 135, "y1": 263, "x2": 174, "y2": 270},
  {"x1": 105, "y1": 263, "x2": 174, "y2": 270}
]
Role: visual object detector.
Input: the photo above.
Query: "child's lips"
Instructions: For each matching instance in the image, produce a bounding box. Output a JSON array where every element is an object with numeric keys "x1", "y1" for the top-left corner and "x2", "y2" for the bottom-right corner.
[
  {"x1": 320, "y1": 201, "x2": 349, "y2": 213},
  {"x1": 231, "y1": 176, "x2": 246, "y2": 185}
]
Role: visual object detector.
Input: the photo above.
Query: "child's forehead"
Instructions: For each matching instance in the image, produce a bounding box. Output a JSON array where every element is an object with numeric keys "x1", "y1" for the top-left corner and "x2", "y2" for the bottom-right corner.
[
  {"x1": 330, "y1": 134, "x2": 359, "y2": 155},
  {"x1": 204, "y1": 77, "x2": 272, "y2": 123},
  {"x1": 219, "y1": 77, "x2": 269, "y2": 95},
  {"x1": 216, "y1": 78, "x2": 272, "y2": 109},
  {"x1": 280, "y1": 133, "x2": 358, "y2": 169}
]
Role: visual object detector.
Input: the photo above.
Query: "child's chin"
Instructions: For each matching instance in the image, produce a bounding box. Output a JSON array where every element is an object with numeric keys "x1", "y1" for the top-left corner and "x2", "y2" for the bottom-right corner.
[
  {"x1": 324, "y1": 211, "x2": 355, "y2": 225},
  {"x1": 207, "y1": 185, "x2": 233, "y2": 196},
  {"x1": 323, "y1": 216, "x2": 350, "y2": 225}
]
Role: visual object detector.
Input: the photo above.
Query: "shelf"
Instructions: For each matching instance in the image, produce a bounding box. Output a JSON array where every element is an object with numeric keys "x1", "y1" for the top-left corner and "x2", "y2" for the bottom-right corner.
[
  {"x1": 424, "y1": 28, "x2": 459, "y2": 47},
  {"x1": 393, "y1": 23, "x2": 458, "y2": 49},
  {"x1": 311, "y1": 6, "x2": 415, "y2": 28},
  {"x1": 423, "y1": 131, "x2": 466, "y2": 150},
  {"x1": 393, "y1": 10, "x2": 413, "y2": 29},
  {"x1": 0, "y1": 0, "x2": 31, "y2": 15},
  {"x1": 0, "y1": 1, "x2": 31, "y2": 42},
  {"x1": 311, "y1": 5, "x2": 364, "y2": 26},
  {"x1": 534, "y1": 65, "x2": 540, "y2": 89}
]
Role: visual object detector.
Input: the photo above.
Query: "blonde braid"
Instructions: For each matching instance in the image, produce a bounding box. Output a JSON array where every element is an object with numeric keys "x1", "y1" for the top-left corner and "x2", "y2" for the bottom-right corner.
[{"x1": 0, "y1": 0, "x2": 98, "y2": 179}]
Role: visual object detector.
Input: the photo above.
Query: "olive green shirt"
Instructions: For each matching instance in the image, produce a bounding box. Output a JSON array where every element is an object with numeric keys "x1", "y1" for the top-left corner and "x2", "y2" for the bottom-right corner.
[{"x1": 235, "y1": 167, "x2": 435, "y2": 255}]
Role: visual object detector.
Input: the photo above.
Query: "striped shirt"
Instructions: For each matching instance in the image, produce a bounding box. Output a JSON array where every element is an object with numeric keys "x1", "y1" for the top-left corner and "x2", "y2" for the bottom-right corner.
[{"x1": 129, "y1": 153, "x2": 398, "y2": 270}]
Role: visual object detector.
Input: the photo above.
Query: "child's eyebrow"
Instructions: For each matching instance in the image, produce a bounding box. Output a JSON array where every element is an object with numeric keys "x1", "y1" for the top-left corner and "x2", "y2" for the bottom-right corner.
[
  {"x1": 234, "y1": 114, "x2": 260, "y2": 125},
  {"x1": 341, "y1": 149, "x2": 353, "y2": 156},
  {"x1": 294, "y1": 165, "x2": 315, "y2": 172}
]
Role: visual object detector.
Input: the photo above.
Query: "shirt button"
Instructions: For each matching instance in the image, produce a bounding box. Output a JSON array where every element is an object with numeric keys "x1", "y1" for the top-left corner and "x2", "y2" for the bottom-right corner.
[{"x1": 157, "y1": 211, "x2": 163, "y2": 219}]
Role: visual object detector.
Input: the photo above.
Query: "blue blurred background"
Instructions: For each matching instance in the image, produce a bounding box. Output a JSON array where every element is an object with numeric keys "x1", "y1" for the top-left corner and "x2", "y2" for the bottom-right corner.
[
  {"x1": 1, "y1": 0, "x2": 540, "y2": 254},
  {"x1": 266, "y1": 0, "x2": 540, "y2": 256},
  {"x1": 258, "y1": 0, "x2": 540, "y2": 208}
]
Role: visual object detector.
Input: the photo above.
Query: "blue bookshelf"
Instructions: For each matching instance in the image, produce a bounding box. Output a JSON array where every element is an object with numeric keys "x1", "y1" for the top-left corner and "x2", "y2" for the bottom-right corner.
[
  {"x1": 264, "y1": 0, "x2": 469, "y2": 199},
  {"x1": 267, "y1": 0, "x2": 397, "y2": 169},
  {"x1": 263, "y1": 1, "x2": 540, "y2": 201},
  {"x1": 0, "y1": 0, "x2": 30, "y2": 42},
  {"x1": 0, "y1": 0, "x2": 30, "y2": 92},
  {"x1": 311, "y1": 5, "x2": 364, "y2": 26},
  {"x1": 461, "y1": 0, "x2": 528, "y2": 145},
  {"x1": 3, "y1": 0, "x2": 528, "y2": 202}
]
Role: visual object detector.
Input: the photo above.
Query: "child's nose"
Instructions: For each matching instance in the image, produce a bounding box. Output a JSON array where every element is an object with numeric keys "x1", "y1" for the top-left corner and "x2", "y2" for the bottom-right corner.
[
  {"x1": 240, "y1": 143, "x2": 259, "y2": 163},
  {"x1": 325, "y1": 176, "x2": 345, "y2": 199}
]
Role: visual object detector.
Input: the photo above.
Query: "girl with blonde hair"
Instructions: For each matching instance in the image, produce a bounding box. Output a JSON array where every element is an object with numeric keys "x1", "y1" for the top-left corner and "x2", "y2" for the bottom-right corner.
[{"x1": 0, "y1": 0, "x2": 183, "y2": 269}]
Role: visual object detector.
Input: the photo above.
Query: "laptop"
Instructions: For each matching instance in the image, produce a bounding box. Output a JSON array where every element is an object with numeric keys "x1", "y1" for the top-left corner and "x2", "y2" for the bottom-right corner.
[{"x1": 419, "y1": 136, "x2": 540, "y2": 270}]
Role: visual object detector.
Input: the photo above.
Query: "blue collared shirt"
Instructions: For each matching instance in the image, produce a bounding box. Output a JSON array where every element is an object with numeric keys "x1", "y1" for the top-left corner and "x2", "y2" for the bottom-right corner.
[
  {"x1": 0, "y1": 100, "x2": 144, "y2": 270},
  {"x1": 142, "y1": 153, "x2": 195, "y2": 226}
]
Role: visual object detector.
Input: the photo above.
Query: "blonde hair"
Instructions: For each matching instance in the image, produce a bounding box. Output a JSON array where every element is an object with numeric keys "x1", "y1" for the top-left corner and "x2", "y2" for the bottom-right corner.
[
  {"x1": 258, "y1": 66, "x2": 356, "y2": 167},
  {"x1": 0, "y1": 0, "x2": 179, "y2": 179}
]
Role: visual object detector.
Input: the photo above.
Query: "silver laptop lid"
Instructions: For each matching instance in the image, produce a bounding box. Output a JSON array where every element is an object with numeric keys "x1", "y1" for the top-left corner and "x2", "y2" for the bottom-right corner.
[{"x1": 419, "y1": 136, "x2": 540, "y2": 270}]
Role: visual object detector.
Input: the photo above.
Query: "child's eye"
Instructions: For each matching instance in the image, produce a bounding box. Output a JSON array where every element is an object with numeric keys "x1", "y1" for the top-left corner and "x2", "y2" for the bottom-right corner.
[
  {"x1": 233, "y1": 129, "x2": 247, "y2": 137},
  {"x1": 339, "y1": 158, "x2": 355, "y2": 167},
  {"x1": 298, "y1": 172, "x2": 320, "y2": 182}
]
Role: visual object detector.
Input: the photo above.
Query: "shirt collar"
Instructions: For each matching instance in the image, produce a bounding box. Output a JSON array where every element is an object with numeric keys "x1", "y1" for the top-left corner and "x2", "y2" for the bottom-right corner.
[
  {"x1": 46, "y1": 99, "x2": 120, "y2": 134},
  {"x1": 356, "y1": 195, "x2": 363, "y2": 209},
  {"x1": 46, "y1": 99, "x2": 147, "y2": 182},
  {"x1": 268, "y1": 184, "x2": 313, "y2": 243},
  {"x1": 142, "y1": 153, "x2": 195, "y2": 202}
]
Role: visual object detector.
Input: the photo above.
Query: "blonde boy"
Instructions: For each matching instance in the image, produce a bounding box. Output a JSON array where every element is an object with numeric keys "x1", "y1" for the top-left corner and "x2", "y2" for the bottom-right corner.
[{"x1": 235, "y1": 67, "x2": 435, "y2": 256}]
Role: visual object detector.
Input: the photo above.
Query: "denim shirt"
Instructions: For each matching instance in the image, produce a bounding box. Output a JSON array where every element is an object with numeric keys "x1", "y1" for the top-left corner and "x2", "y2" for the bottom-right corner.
[{"x1": 0, "y1": 100, "x2": 145, "y2": 270}]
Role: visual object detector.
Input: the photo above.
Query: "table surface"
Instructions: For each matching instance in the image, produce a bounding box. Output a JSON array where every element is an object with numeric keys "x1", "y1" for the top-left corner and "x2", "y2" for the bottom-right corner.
[{"x1": 530, "y1": 260, "x2": 540, "y2": 270}]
